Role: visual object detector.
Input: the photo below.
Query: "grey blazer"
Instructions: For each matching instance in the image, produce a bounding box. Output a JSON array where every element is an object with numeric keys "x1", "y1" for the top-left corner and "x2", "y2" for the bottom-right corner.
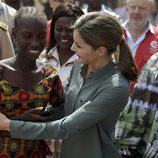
[{"x1": 10, "y1": 60, "x2": 130, "y2": 158}]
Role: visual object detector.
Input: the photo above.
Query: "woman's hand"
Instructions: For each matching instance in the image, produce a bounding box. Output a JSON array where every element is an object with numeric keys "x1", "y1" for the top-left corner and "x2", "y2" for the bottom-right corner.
[{"x1": 0, "y1": 113, "x2": 10, "y2": 131}]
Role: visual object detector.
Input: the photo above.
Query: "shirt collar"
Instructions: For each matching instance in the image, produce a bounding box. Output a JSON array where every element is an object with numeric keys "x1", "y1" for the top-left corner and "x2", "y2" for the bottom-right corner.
[
  {"x1": 48, "y1": 46, "x2": 77, "y2": 66},
  {"x1": 65, "y1": 54, "x2": 77, "y2": 66},
  {"x1": 81, "y1": 60, "x2": 116, "y2": 80},
  {"x1": 123, "y1": 20, "x2": 155, "y2": 34},
  {"x1": 47, "y1": 46, "x2": 59, "y2": 62}
]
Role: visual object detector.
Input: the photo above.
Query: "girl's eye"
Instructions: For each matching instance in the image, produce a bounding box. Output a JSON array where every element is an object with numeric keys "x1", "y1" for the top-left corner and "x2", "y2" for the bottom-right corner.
[
  {"x1": 39, "y1": 33, "x2": 46, "y2": 40},
  {"x1": 22, "y1": 33, "x2": 32, "y2": 39}
]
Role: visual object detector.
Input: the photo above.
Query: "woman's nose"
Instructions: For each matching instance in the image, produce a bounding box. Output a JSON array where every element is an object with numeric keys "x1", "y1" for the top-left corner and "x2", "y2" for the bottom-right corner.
[
  {"x1": 61, "y1": 30, "x2": 68, "y2": 37},
  {"x1": 71, "y1": 42, "x2": 76, "y2": 51}
]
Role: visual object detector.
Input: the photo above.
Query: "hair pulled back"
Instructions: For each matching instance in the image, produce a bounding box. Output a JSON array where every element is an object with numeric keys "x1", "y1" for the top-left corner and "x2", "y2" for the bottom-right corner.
[{"x1": 73, "y1": 12, "x2": 138, "y2": 82}]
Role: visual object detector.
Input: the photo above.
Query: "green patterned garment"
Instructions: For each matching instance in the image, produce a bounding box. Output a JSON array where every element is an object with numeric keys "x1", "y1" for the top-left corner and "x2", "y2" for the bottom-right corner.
[{"x1": 115, "y1": 53, "x2": 158, "y2": 158}]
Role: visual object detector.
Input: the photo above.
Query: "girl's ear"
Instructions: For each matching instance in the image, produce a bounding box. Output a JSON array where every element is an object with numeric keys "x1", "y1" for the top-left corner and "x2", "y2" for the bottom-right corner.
[
  {"x1": 11, "y1": 27, "x2": 17, "y2": 50},
  {"x1": 12, "y1": 27, "x2": 16, "y2": 39}
]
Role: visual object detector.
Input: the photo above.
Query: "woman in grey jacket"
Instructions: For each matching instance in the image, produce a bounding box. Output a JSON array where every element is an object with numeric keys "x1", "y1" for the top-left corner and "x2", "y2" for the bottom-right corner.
[{"x1": 0, "y1": 12, "x2": 138, "y2": 158}]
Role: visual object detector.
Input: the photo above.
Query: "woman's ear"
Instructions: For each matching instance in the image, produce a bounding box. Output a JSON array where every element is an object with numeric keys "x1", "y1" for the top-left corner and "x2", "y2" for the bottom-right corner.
[{"x1": 98, "y1": 46, "x2": 107, "y2": 57}]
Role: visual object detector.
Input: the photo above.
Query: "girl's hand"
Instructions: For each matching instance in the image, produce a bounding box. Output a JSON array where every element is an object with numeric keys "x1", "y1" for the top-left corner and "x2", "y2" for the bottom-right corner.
[{"x1": 12, "y1": 108, "x2": 50, "y2": 122}]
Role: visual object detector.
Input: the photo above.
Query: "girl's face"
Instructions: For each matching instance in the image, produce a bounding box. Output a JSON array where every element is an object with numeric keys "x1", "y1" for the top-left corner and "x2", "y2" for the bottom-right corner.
[
  {"x1": 71, "y1": 30, "x2": 101, "y2": 65},
  {"x1": 54, "y1": 17, "x2": 74, "y2": 49},
  {"x1": 14, "y1": 17, "x2": 47, "y2": 60}
]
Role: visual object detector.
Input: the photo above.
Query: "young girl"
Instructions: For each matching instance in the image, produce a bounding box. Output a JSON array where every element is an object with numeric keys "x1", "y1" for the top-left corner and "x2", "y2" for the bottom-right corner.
[{"x1": 0, "y1": 7, "x2": 64, "y2": 158}]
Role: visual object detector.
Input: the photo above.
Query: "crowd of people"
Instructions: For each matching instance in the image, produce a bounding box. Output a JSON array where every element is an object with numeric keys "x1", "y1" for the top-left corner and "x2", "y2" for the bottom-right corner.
[{"x1": 0, "y1": 0, "x2": 157, "y2": 158}]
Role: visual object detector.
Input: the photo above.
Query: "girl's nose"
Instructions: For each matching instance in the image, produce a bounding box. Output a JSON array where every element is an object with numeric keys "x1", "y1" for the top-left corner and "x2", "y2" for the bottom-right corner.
[{"x1": 31, "y1": 39, "x2": 40, "y2": 48}]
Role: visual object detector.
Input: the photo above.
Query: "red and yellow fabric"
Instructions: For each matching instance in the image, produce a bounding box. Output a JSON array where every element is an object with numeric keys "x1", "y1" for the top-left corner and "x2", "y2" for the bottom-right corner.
[{"x1": 0, "y1": 65, "x2": 64, "y2": 158}]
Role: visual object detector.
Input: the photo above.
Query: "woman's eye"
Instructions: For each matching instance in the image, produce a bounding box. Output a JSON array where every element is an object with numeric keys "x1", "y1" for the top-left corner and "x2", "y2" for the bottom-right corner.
[
  {"x1": 56, "y1": 28, "x2": 62, "y2": 32},
  {"x1": 76, "y1": 43, "x2": 81, "y2": 48},
  {"x1": 77, "y1": 45, "x2": 81, "y2": 48},
  {"x1": 66, "y1": 28, "x2": 73, "y2": 33}
]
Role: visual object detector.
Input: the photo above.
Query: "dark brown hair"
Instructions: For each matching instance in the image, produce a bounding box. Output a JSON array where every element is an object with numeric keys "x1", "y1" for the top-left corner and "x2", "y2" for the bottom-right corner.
[{"x1": 72, "y1": 12, "x2": 138, "y2": 82}]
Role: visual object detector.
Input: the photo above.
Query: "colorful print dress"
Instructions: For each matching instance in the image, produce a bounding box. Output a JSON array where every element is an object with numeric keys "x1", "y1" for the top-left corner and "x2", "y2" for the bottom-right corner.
[{"x1": 0, "y1": 65, "x2": 64, "y2": 158}]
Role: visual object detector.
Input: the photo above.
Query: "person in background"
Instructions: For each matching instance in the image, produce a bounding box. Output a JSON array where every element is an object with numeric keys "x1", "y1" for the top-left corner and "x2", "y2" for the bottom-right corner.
[
  {"x1": 46, "y1": 0, "x2": 64, "y2": 48},
  {"x1": 0, "y1": 11, "x2": 138, "y2": 158},
  {"x1": 39, "y1": 3, "x2": 84, "y2": 157},
  {"x1": 0, "y1": 6, "x2": 64, "y2": 158},
  {"x1": 0, "y1": 21, "x2": 15, "y2": 59},
  {"x1": 43, "y1": 1, "x2": 53, "y2": 20},
  {"x1": 150, "y1": 0, "x2": 158, "y2": 26},
  {"x1": 0, "y1": 0, "x2": 16, "y2": 35},
  {"x1": 40, "y1": 2, "x2": 84, "y2": 87},
  {"x1": 102, "y1": 0, "x2": 112, "y2": 7},
  {"x1": 115, "y1": 0, "x2": 158, "y2": 156},
  {"x1": 46, "y1": 0, "x2": 75, "y2": 47},
  {"x1": 115, "y1": 52, "x2": 158, "y2": 158},
  {"x1": 123, "y1": 0, "x2": 158, "y2": 75},
  {"x1": 114, "y1": 0, "x2": 127, "y2": 22},
  {"x1": 74, "y1": 0, "x2": 86, "y2": 8},
  {"x1": 81, "y1": 0, "x2": 122, "y2": 23},
  {"x1": 22, "y1": 0, "x2": 35, "y2": 7},
  {"x1": 4, "y1": 0, "x2": 20, "y2": 10},
  {"x1": 81, "y1": 0, "x2": 112, "y2": 12}
]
